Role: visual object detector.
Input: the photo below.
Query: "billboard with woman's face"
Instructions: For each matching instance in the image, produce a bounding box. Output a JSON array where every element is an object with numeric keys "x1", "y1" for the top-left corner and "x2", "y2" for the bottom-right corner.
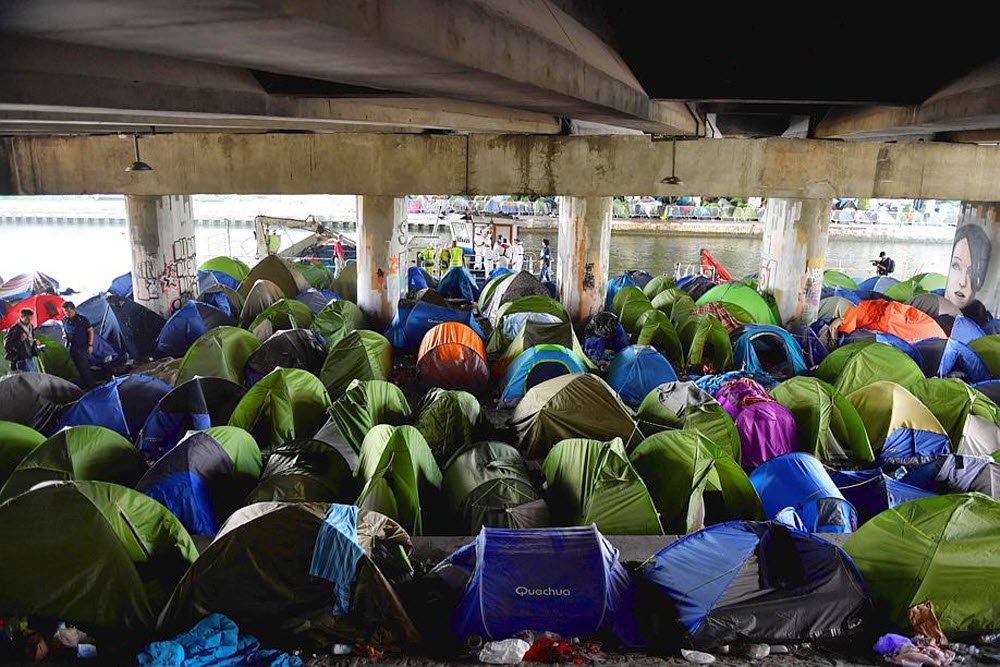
[{"x1": 946, "y1": 203, "x2": 998, "y2": 320}]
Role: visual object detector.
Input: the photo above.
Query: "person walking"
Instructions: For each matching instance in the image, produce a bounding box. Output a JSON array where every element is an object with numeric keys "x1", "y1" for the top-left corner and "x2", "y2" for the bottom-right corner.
[
  {"x1": 4, "y1": 308, "x2": 41, "y2": 373},
  {"x1": 62, "y1": 302, "x2": 95, "y2": 387},
  {"x1": 539, "y1": 238, "x2": 552, "y2": 282},
  {"x1": 512, "y1": 238, "x2": 525, "y2": 271},
  {"x1": 332, "y1": 234, "x2": 346, "y2": 275},
  {"x1": 419, "y1": 244, "x2": 437, "y2": 274},
  {"x1": 448, "y1": 240, "x2": 465, "y2": 269}
]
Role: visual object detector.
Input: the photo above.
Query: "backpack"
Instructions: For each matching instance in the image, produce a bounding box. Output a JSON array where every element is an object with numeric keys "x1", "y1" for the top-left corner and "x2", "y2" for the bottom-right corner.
[
  {"x1": 4, "y1": 326, "x2": 22, "y2": 362},
  {"x1": 885, "y1": 258, "x2": 896, "y2": 274}
]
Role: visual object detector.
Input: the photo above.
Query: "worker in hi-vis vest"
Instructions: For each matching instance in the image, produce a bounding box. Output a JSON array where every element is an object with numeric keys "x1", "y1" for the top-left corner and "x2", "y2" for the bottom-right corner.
[
  {"x1": 449, "y1": 240, "x2": 465, "y2": 268},
  {"x1": 419, "y1": 245, "x2": 437, "y2": 273}
]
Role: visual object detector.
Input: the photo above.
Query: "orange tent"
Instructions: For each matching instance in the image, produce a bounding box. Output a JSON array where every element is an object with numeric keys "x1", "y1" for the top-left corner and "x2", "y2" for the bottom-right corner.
[
  {"x1": 838, "y1": 299, "x2": 946, "y2": 344},
  {"x1": 417, "y1": 322, "x2": 489, "y2": 390},
  {"x1": 0, "y1": 294, "x2": 65, "y2": 329}
]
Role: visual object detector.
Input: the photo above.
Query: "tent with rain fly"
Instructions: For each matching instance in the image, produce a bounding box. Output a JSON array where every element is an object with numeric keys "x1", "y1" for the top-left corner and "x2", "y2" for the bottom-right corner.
[
  {"x1": 311, "y1": 299, "x2": 365, "y2": 345},
  {"x1": 512, "y1": 374, "x2": 640, "y2": 458},
  {"x1": 817, "y1": 295, "x2": 858, "y2": 322},
  {"x1": 0, "y1": 293, "x2": 64, "y2": 329},
  {"x1": 695, "y1": 283, "x2": 779, "y2": 325},
  {"x1": 605, "y1": 272, "x2": 637, "y2": 312},
  {"x1": 829, "y1": 468, "x2": 936, "y2": 525},
  {"x1": 438, "y1": 266, "x2": 481, "y2": 302},
  {"x1": 908, "y1": 293, "x2": 961, "y2": 319},
  {"x1": 793, "y1": 325, "x2": 829, "y2": 368},
  {"x1": 247, "y1": 298, "x2": 314, "y2": 340},
  {"x1": 908, "y1": 378, "x2": 1000, "y2": 458},
  {"x1": 816, "y1": 342, "x2": 925, "y2": 395},
  {"x1": 628, "y1": 269, "x2": 654, "y2": 289},
  {"x1": 355, "y1": 424, "x2": 442, "y2": 535},
  {"x1": 840, "y1": 330, "x2": 922, "y2": 364},
  {"x1": 969, "y1": 335, "x2": 1000, "y2": 378},
  {"x1": 154, "y1": 301, "x2": 234, "y2": 358},
  {"x1": 447, "y1": 526, "x2": 639, "y2": 644},
  {"x1": 135, "y1": 429, "x2": 261, "y2": 535},
  {"x1": 652, "y1": 288, "x2": 696, "y2": 327},
  {"x1": 442, "y1": 442, "x2": 545, "y2": 534},
  {"x1": 320, "y1": 330, "x2": 393, "y2": 398},
  {"x1": 543, "y1": 437, "x2": 662, "y2": 535},
  {"x1": 823, "y1": 269, "x2": 858, "y2": 291},
  {"x1": 716, "y1": 380, "x2": 800, "y2": 470},
  {"x1": 732, "y1": 325, "x2": 809, "y2": 379},
  {"x1": 292, "y1": 259, "x2": 334, "y2": 290},
  {"x1": 0, "y1": 271, "x2": 59, "y2": 302},
  {"x1": 54, "y1": 374, "x2": 171, "y2": 442},
  {"x1": 640, "y1": 520, "x2": 868, "y2": 650},
  {"x1": 607, "y1": 345, "x2": 679, "y2": 407},
  {"x1": 329, "y1": 379, "x2": 412, "y2": 453},
  {"x1": 199, "y1": 256, "x2": 250, "y2": 288},
  {"x1": 77, "y1": 294, "x2": 166, "y2": 362},
  {"x1": 0, "y1": 425, "x2": 146, "y2": 501},
  {"x1": 417, "y1": 322, "x2": 489, "y2": 390},
  {"x1": 914, "y1": 337, "x2": 991, "y2": 383},
  {"x1": 244, "y1": 328, "x2": 327, "y2": 386},
  {"x1": 296, "y1": 288, "x2": 340, "y2": 315},
  {"x1": 883, "y1": 272, "x2": 947, "y2": 302},
  {"x1": 483, "y1": 271, "x2": 550, "y2": 320},
  {"x1": 247, "y1": 435, "x2": 357, "y2": 504},
  {"x1": 843, "y1": 493, "x2": 1000, "y2": 634},
  {"x1": 838, "y1": 300, "x2": 946, "y2": 343},
  {"x1": 0, "y1": 480, "x2": 198, "y2": 633},
  {"x1": 679, "y1": 314, "x2": 734, "y2": 374},
  {"x1": 635, "y1": 381, "x2": 740, "y2": 459},
  {"x1": 412, "y1": 388, "x2": 481, "y2": 464},
  {"x1": 238, "y1": 279, "x2": 284, "y2": 328},
  {"x1": 386, "y1": 289, "x2": 484, "y2": 349},
  {"x1": 847, "y1": 381, "x2": 951, "y2": 466},
  {"x1": 158, "y1": 503, "x2": 418, "y2": 648},
  {"x1": 175, "y1": 326, "x2": 261, "y2": 385},
  {"x1": 136, "y1": 376, "x2": 246, "y2": 462},
  {"x1": 630, "y1": 431, "x2": 761, "y2": 534},
  {"x1": 0, "y1": 421, "x2": 45, "y2": 487},
  {"x1": 820, "y1": 286, "x2": 862, "y2": 304},
  {"x1": 633, "y1": 309, "x2": 683, "y2": 366},
  {"x1": 495, "y1": 318, "x2": 589, "y2": 378},
  {"x1": 0, "y1": 372, "x2": 81, "y2": 432},
  {"x1": 770, "y1": 376, "x2": 874, "y2": 464},
  {"x1": 238, "y1": 255, "x2": 311, "y2": 298},
  {"x1": 499, "y1": 344, "x2": 588, "y2": 408},
  {"x1": 228, "y1": 368, "x2": 332, "y2": 455},
  {"x1": 749, "y1": 453, "x2": 858, "y2": 533}
]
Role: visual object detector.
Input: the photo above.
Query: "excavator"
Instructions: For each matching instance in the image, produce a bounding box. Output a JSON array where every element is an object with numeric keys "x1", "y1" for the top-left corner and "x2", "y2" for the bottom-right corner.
[{"x1": 253, "y1": 215, "x2": 356, "y2": 265}]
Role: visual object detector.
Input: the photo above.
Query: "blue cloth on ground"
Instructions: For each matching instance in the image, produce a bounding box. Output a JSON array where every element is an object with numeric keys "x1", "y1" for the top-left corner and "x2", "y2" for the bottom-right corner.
[
  {"x1": 309, "y1": 503, "x2": 364, "y2": 616},
  {"x1": 136, "y1": 613, "x2": 302, "y2": 667}
]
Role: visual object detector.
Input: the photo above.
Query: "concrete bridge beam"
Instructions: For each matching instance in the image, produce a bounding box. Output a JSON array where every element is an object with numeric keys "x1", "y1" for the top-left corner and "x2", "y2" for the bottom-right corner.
[{"x1": 557, "y1": 196, "x2": 612, "y2": 322}]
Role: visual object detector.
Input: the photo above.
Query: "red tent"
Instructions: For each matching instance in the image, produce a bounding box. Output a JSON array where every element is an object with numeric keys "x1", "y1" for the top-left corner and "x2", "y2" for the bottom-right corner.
[
  {"x1": 838, "y1": 299, "x2": 946, "y2": 344},
  {"x1": 0, "y1": 294, "x2": 65, "y2": 329}
]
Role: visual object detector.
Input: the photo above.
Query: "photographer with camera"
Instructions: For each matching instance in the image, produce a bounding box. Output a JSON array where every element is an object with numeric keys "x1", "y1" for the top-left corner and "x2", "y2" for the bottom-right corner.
[{"x1": 872, "y1": 251, "x2": 895, "y2": 276}]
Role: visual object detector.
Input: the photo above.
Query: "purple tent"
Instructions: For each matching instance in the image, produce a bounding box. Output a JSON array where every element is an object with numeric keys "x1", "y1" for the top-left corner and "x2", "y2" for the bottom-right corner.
[
  {"x1": 714, "y1": 378, "x2": 771, "y2": 419},
  {"x1": 734, "y1": 401, "x2": 800, "y2": 470}
]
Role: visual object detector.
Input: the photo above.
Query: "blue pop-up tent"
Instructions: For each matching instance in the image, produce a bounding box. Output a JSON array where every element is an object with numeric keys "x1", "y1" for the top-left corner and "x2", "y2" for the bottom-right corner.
[
  {"x1": 295, "y1": 289, "x2": 340, "y2": 315},
  {"x1": 438, "y1": 266, "x2": 481, "y2": 302},
  {"x1": 76, "y1": 295, "x2": 165, "y2": 362},
  {"x1": 53, "y1": 374, "x2": 172, "y2": 442},
  {"x1": 108, "y1": 272, "x2": 133, "y2": 299},
  {"x1": 607, "y1": 345, "x2": 678, "y2": 407},
  {"x1": 915, "y1": 337, "x2": 991, "y2": 384},
  {"x1": 605, "y1": 273, "x2": 637, "y2": 312},
  {"x1": 829, "y1": 468, "x2": 935, "y2": 525},
  {"x1": 155, "y1": 301, "x2": 234, "y2": 358},
  {"x1": 385, "y1": 291, "x2": 484, "y2": 349},
  {"x1": 840, "y1": 330, "x2": 922, "y2": 365},
  {"x1": 733, "y1": 325, "x2": 809, "y2": 379},
  {"x1": 448, "y1": 526, "x2": 639, "y2": 645},
  {"x1": 499, "y1": 345, "x2": 588, "y2": 408},
  {"x1": 749, "y1": 453, "x2": 857, "y2": 533},
  {"x1": 950, "y1": 316, "x2": 986, "y2": 345}
]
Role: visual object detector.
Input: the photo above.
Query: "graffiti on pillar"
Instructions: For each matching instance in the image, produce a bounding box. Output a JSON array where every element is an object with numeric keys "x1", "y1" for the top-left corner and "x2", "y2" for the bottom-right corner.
[
  {"x1": 945, "y1": 223, "x2": 993, "y2": 314},
  {"x1": 133, "y1": 235, "x2": 198, "y2": 313},
  {"x1": 582, "y1": 262, "x2": 595, "y2": 290}
]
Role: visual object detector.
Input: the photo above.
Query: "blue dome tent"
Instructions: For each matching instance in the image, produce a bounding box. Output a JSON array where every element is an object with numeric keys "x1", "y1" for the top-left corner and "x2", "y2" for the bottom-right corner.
[
  {"x1": 749, "y1": 453, "x2": 858, "y2": 533},
  {"x1": 915, "y1": 337, "x2": 991, "y2": 384},
  {"x1": 53, "y1": 374, "x2": 172, "y2": 442},
  {"x1": 438, "y1": 266, "x2": 481, "y2": 302},
  {"x1": 385, "y1": 290, "x2": 484, "y2": 349},
  {"x1": 108, "y1": 272, "x2": 133, "y2": 299},
  {"x1": 76, "y1": 295, "x2": 165, "y2": 362},
  {"x1": 198, "y1": 268, "x2": 241, "y2": 291},
  {"x1": 407, "y1": 266, "x2": 435, "y2": 293},
  {"x1": 840, "y1": 330, "x2": 922, "y2": 365},
  {"x1": 498, "y1": 344, "x2": 588, "y2": 408},
  {"x1": 295, "y1": 289, "x2": 340, "y2": 315},
  {"x1": 949, "y1": 316, "x2": 986, "y2": 345},
  {"x1": 607, "y1": 345, "x2": 678, "y2": 407},
  {"x1": 820, "y1": 286, "x2": 861, "y2": 304},
  {"x1": 605, "y1": 273, "x2": 637, "y2": 312},
  {"x1": 154, "y1": 301, "x2": 234, "y2": 358},
  {"x1": 733, "y1": 325, "x2": 809, "y2": 379},
  {"x1": 856, "y1": 276, "x2": 898, "y2": 294},
  {"x1": 829, "y1": 468, "x2": 935, "y2": 525}
]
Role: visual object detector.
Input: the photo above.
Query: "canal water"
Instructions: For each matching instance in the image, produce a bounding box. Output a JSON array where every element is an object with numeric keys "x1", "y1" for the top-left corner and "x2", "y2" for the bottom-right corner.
[{"x1": 0, "y1": 220, "x2": 953, "y2": 298}]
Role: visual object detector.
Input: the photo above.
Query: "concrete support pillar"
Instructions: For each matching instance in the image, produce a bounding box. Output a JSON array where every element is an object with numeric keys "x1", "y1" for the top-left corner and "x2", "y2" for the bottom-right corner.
[
  {"x1": 948, "y1": 202, "x2": 999, "y2": 315},
  {"x1": 125, "y1": 195, "x2": 197, "y2": 318},
  {"x1": 758, "y1": 198, "x2": 831, "y2": 326},
  {"x1": 356, "y1": 195, "x2": 407, "y2": 326},
  {"x1": 557, "y1": 196, "x2": 612, "y2": 322}
]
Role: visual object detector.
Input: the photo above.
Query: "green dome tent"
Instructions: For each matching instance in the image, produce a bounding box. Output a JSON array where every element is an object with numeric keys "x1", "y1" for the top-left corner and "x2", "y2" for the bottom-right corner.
[
  {"x1": 844, "y1": 493, "x2": 1000, "y2": 634},
  {"x1": 0, "y1": 421, "x2": 45, "y2": 487},
  {"x1": 478, "y1": 273, "x2": 514, "y2": 311},
  {"x1": 329, "y1": 261, "x2": 358, "y2": 303},
  {"x1": 634, "y1": 308, "x2": 684, "y2": 367},
  {"x1": 909, "y1": 378, "x2": 1000, "y2": 457},
  {"x1": 611, "y1": 286, "x2": 647, "y2": 318},
  {"x1": 817, "y1": 295, "x2": 857, "y2": 321},
  {"x1": 611, "y1": 287, "x2": 654, "y2": 333},
  {"x1": 442, "y1": 441, "x2": 545, "y2": 534},
  {"x1": 202, "y1": 425, "x2": 263, "y2": 478},
  {"x1": 200, "y1": 256, "x2": 251, "y2": 283},
  {"x1": 247, "y1": 439, "x2": 355, "y2": 504},
  {"x1": 320, "y1": 330, "x2": 393, "y2": 398},
  {"x1": 311, "y1": 300, "x2": 365, "y2": 346},
  {"x1": 292, "y1": 259, "x2": 334, "y2": 290},
  {"x1": 630, "y1": 431, "x2": 762, "y2": 534},
  {"x1": 492, "y1": 319, "x2": 591, "y2": 379},
  {"x1": 0, "y1": 480, "x2": 197, "y2": 632},
  {"x1": 238, "y1": 255, "x2": 311, "y2": 299},
  {"x1": 228, "y1": 368, "x2": 332, "y2": 455},
  {"x1": 330, "y1": 379, "x2": 412, "y2": 453},
  {"x1": 542, "y1": 437, "x2": 662, "y2": 535},
  {"x1": 822, "y1": 270, "x2": 858, "y2": 291},
  {"x1": 642, "y1": 274, "x2": 676, "y2": 300},
  {"x1": 816, "y1": 342, "x2": 925, "y2": 395},
  {"x1": 512, "y1": 373, "x2": 640, "y2": 459},
  {"x1": 239, "y1": 279, "x2": 285, "y2": 328},
  {"x1": 651, "y1": 288, "x2": 696, "y2": 328},
  {"x1": 695, "y1": 283, "x2": 779, "y2": 325},
  {"x1": 487, "y1": 295, "x2": 570, "y2": 356},
  {"x1": 679, "y1": 314, "x2": 734, "y2": 374},
  {"x1": 883, "y1": 272, "x2": 948, "y2": 302},
  {"x1": 412, "y1": 388, "x2": 481, "y2": 465},
  {"x1": 356, "y1": 424, "x2": 442, "y2": 535},
  {"x1": 635, "y1": 381, "x2": 741, "y2": 461},
  {"x1": 969, "y1": 335, "x2": 1000, "y2": 378},
  {"x1": 176, "y1": 326, "x2": 261, "y2": 385},
  {"x1": 248, "y1": 298, "x2": 314, "y2": 341},
  {"x1": 0, "y1": 425, "x2": 146, "y2": 502},
  {"x1": 847, "y1": 382, "x2": 949, "y2": 458},
  {"x1": 771, "y1": 376, "x2": 874, "y2": 464}
]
